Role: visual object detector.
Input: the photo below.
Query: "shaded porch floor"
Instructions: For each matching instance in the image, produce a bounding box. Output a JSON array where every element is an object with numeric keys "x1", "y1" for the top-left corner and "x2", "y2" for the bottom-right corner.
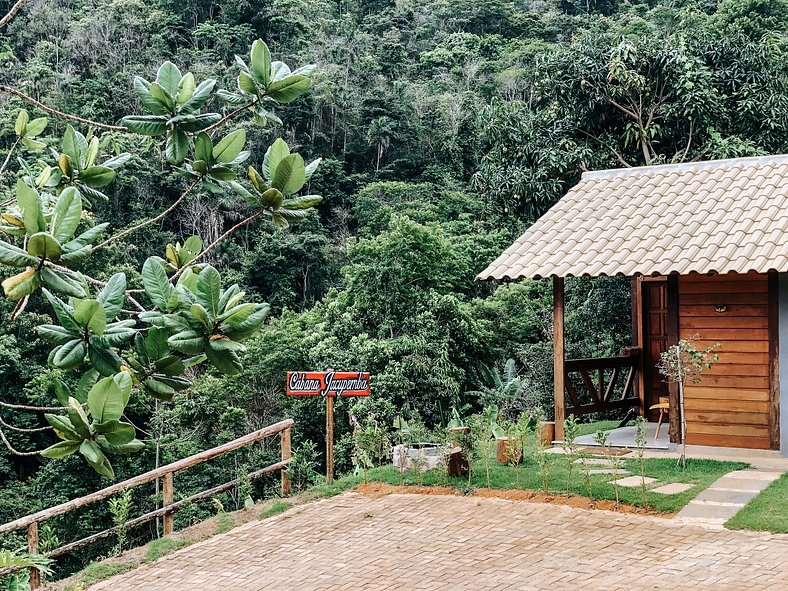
[{"x1": 562, "y1": 422, "x2": 671, "y2": 451}]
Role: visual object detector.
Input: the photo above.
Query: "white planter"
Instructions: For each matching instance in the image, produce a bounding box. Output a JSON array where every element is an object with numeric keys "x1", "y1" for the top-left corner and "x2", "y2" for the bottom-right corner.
[{"x1": 392, "y1": 443, "x2": 445, "y2": 472}]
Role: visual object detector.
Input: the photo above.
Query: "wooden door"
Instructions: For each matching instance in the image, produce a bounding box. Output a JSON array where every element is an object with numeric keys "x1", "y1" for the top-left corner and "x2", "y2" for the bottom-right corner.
[{"x1": 642, "y1": 281, "x2": 669, "y2": 420}]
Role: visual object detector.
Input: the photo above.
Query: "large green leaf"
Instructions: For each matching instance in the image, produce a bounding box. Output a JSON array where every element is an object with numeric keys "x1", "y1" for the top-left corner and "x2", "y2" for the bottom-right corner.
[
  {"x1": 262, "y1": 138, "x2": 290, "y2": 180},
  {"x1": 194, "y1": 132, "x2": 213, "y2": 164},
  {"x1": 180, "y1": 235, "x2": 202, "y2": 265},
  {"x1": 14, "y1": 109, "x2": 28, "y2": 136},
  {"x1": 266, "y1": 75, "x2": 311, "y2": 104},
  {"x1": 52, "y1": 338, "x2": 87, "y2": 369},
  {"x1": 281, "y1": 195, "x2": 323, "y2": 210},
  {"x1": 62, "y1": 125, "x2": 87, "y2": 165},
  {"x1": 220, "y1": 304, "x2": 270, "y2": 340},
  {"x1": 76, "y1": 369, "x2": 100, "y2": 403},
  {"x1": 15, "y1": 178, "x2": 45, "y2": 234},
  {"x1": 80, "y1": 440, "x2": 115, "y2": 479},
  {"x1": 121, "y1": 115, "x2": 168, "y2": 136},
  {"x1": 142, "y1": 257, "x2": 172, "y2": 309},
  {"x1": 205, "y1": 345, "x2": 242, "y2": 375},
  {"x1": 168, "y1": 330, "x2": 205, "y2": 355},
  {"x1": 41, "y1": 440, "x2": 80, "y2": 459},
  {"x1": 42, "y1": 288, "x2": 80, "y2": 332},
  {"x1": 79, "y1": 166, "x2": 116, "y2": 188},
  {"x1": 74, "y1": 299, "x2": 107, "y2": 335},
  {"x1": 37, "y1": 324, "x2": 77, "y2": 345},
  {"x1": 155, "y1": 61, "x2": 182, "y2": 98},
  {"x1": 28, "y1": 232, "x2": 62, "y2": 260},
  {"x1": 65, "y1": 222, "x2": 109, "y2": 250},
  {"x1": 145, "y1": 326, "x2": 170, "y2": 360},
  {"x1": 2, "y1": 268, "x2": 41, "y2": 299},
  {"x1": 40, "y1": 267, "x2": 87, "y2": 298},
  {"x1": 176, "y1": 72, "x2": 196, "y2": 105},
  {"x1": 250, "y1": 39, "x2": 272, "y2": 86},
  {"x1": 165, "y1": 130, "x2": 190, "y2": 165},
  {"x1": 181, "y1": 79, "x2": 217, "y2": 113},
  {"x1": 51, "y1": 187, "x2": 83, "y2": 243},
  {"x1": 87, "y1": 375, "x2": 126, "y2": 423},
  {"x1": 0, "y1": 240, "x2": 37, "y2": 267},
  {"x1": 67, "y1": 397, "x2": 92, "y2": 439},
  {"x1": 133, "y1": 76, "x2": 169, "y2": 115},
  {"x1": 45, "y1": 413, "x2": 81, "y2": 441},
  {"x1": 195, "y1": 265, "x2": 221, "y2": 318},
  {"x1": 149, "y1": 82, "x2": 174, "y2": 111},
  {"x1": 88, "y1": 343, "x2": 122, "y2": 376},
  {"x1": 25, "y1": 116, "x2": 48, "y2": 137},
  {"x1": 212, "y1": 129, "x2": 246, "y2": 164},
  {"x1": 97, "y1": 273, "x2": 126, "y2": 320},
  {"x1": 271, "y1": 153, "x2": 306, "y2": 195},
  {"x1": 238, "y1": 71, "x2": 259, "y2": 96}
]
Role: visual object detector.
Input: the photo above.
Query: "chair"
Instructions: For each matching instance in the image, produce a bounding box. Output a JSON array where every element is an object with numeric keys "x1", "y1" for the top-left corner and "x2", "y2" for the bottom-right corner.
[{"x1": 648, "y1": 396, "x2": 670, "y2": 442}]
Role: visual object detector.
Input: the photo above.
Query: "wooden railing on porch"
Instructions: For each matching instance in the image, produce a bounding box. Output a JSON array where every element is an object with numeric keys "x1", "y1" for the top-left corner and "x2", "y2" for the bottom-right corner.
[
  {"x1": 564, "y1": 349, "x2": 640, "y2": 417},
  {"x1": 0, "y1": 418, "x2": 294, "y2": 589}
]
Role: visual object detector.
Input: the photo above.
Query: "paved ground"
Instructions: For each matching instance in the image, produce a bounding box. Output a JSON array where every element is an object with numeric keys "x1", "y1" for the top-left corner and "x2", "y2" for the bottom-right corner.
[
  {"x1": 676, "y1": 469, "x2": 783, "y2": 526},
  {"x1": 89, "y1": 492, "x2": 788, "y2": 591}
]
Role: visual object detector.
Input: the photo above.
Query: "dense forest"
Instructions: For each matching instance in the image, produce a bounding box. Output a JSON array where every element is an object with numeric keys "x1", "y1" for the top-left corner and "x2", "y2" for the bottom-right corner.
[{"x1": 1, "y1": 0, "x2": 788, "y2": 575}]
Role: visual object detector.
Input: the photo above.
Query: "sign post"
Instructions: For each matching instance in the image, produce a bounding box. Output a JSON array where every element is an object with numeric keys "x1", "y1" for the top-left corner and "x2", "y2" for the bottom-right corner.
[{"x1": 286, "y1": 371, "x2": 371, "y2": 484}]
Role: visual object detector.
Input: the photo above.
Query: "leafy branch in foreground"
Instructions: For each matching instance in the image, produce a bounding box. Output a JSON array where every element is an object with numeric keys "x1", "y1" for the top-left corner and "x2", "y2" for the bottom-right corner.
[{"x1": 0, "y1": 39, "x2": 324, "y2": 479}]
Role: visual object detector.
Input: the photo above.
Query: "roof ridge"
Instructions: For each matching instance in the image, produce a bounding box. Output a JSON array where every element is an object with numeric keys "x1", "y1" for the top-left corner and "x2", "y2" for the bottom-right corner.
[{"x1": 582, "y1": 154, "x2": 788, "y2": 180}]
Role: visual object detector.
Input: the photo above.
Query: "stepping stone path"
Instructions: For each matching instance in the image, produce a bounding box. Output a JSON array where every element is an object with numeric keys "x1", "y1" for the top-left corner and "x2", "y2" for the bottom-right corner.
[
  {"x1": 574, "y1": 458, "x2": 614, "y2": 466},
  {"x1": 611, "y1": 475, "x2": 656, "y2": 487},
  {"x1": 589, "y1": 469, "x2": 630, "y2": 475},
  {"x1": 675, "y1": 469, "x2": 783, "y2": 527}
]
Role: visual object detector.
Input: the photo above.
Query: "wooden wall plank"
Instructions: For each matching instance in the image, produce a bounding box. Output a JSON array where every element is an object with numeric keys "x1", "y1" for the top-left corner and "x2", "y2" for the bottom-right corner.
[
  {"x1": 681, "y1": 293, "x2": 768, "y2": 305},
  {"x1": 684, "y1": 399, "x2": 770, "y2": 413},
  {"x1": 680, "y1": 282, "x2": 768, "y2": 294},
  {"x1": 684, "y1": 410, "x2": 769, "y2": 425},
  {"x1": 680, "y1": 304, "x2": 768, "y2": 317},
  {"x1": 687, "y1": 434, "x2": 771, "y2": 449},
  {"x1": 681, "y1": 387, "x2": 768, "y2": 401},
  {"x1": 690, "y1": 423, "x2": 769, "y2": 437},
  {"x1": 680, "y1": 316, "x2": 768, "y2": 329}
]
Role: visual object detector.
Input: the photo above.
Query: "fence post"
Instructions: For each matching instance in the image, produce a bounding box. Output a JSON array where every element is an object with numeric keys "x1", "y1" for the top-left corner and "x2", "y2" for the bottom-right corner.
[
  {"x1": 281, "y1": 427, "x2": 291, "y2": 496},
  {"x1": 27, "y1": 521, "x2": 40, "y2": 589},
  {"x1": 162, "y1": 472, "x2": 174, "y2": 536}
]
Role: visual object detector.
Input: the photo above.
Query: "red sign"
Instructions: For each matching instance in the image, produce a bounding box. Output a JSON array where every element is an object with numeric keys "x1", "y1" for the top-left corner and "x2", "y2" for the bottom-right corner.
[{"x1": 286, "y1": 371, "x2": 371, "y2": 397}]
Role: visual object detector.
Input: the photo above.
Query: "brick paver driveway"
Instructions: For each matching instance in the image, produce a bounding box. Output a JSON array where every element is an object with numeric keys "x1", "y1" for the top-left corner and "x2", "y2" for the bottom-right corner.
[{"x1": 90, "y1": 492, "x2": 788, "y2": 591}]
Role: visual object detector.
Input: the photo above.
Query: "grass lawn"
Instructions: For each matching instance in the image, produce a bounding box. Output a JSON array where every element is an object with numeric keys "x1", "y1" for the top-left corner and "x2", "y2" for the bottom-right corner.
[
  {"x1": 344, "y1": 452, "x2": 747, "y2": 514},
  {"x1": 725, "y1": 473, "x2": 788, "y2": 533},
  {"x1": 575, "y1": 420, "x2": 622, "y2": 437}
]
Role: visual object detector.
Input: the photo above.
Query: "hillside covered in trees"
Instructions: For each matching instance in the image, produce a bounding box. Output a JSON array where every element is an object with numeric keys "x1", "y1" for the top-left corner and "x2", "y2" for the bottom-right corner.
[{"x1": 1, "y1": 0, "x2": 788, "y2": 571}]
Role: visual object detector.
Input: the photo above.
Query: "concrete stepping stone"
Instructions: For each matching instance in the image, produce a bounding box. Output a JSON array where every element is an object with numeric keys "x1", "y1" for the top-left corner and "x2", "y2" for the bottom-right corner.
[
  {"x1": 611, "y1": 475, "x2": 656, "y2": 487},
  {"x1": 693, "y1": 488, "x2": 761, "y2": 505},
  {"x1": 722, "y1": 470, "x2": 781, "y2": 482},
  {"x1": 650, "y1": 483, "x2": 693, "y2": 495},
  {"x1": 574, "y1": 458, "x2": 614, "y2": 466},
  {"x1": 707, "y1": 476, "x2": 772, "y2": 493},
  {"x1": 589, "y1": 469, "x2": 630, "y2": 475}
]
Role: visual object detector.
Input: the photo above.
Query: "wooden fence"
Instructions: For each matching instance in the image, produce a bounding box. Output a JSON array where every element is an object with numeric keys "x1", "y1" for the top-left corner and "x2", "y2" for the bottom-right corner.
[
  {"x1": 0, "y1": 418, "x2": 294, "y2": 589},
  {"x1": 564, "y1": 349, "x2": 639, "y2": 417}
]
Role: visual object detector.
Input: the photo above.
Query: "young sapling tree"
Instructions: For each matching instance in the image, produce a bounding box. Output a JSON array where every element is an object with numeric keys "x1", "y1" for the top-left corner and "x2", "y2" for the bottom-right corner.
[
  {"x1": 562, "y1": 414, "x2": 579, "y2": 494},
  {"x1": 658, "y1": 336, "x2": 720, "y2": 467}
]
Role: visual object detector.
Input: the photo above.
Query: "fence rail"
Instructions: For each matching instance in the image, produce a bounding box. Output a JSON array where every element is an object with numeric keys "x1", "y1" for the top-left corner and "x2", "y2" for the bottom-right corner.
[
  {"x1": 564, "y1": 349, "x2": 639, "y2": 417},
  {"x1": 0, "y1": 418, "x2": 294, "y2": 588}
]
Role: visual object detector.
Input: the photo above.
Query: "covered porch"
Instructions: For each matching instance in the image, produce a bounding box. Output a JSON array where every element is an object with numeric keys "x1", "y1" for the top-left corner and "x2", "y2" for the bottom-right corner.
[{"x1": 478, "y1": 156, "x2": 788, "y2": 454}]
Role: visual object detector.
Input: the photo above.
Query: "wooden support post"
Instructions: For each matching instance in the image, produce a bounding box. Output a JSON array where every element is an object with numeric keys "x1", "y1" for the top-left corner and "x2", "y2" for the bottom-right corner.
[
  {"x1": 553, "y1": 276, "x2": 565, "y2": 441},
  {"x1": 281, "y1": 427, "x2": 292, "y2": 495},
  {"x1": 631, "y1": 276, "x2": 645, "y2": 414},
  {"x1": 666, "y1": 274, "x2": 680, "y2": 444},
  {"x1": 768, "y1": 271, "x2": 780, "y2": 451},
  {"x1": 28, "y1": 521, "x2": 40, "y2": 590},
  {"x1": 326, "y1": 396, "x2": 334, "y2": 485},
  {"x1": 162, "y1": 472, "x2": 174, "y2": 536}
]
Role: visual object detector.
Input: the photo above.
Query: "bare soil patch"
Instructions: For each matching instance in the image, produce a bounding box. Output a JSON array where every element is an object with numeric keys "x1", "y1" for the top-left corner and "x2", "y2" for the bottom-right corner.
[{"x1": 354, "y1": 482, "x2": 673, "y2": 517}]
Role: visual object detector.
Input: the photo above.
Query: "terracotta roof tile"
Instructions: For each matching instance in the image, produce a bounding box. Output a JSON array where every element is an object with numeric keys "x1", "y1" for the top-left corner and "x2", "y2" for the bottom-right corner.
[{"x1": 478, "y1": 155, "x2": 788, "y2": 279}]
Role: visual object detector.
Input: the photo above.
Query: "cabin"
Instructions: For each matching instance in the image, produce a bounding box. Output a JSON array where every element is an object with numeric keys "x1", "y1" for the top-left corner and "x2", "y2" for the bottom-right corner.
[{"x1": 478, "y1": 156, "x2": 788, "y2": 454}]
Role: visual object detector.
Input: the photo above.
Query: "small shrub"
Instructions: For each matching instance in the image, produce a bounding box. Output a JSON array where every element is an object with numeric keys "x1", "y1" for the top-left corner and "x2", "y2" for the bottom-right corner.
[
  {"x1": 108, "y1": 490, "x2": 132, "y2": 555},
  {"x1": 635, "y1": 415, "x2": 649, "y2": 509},
  {"x1": 562, "y1": 414, "x2": 579, "y2": 494}
]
